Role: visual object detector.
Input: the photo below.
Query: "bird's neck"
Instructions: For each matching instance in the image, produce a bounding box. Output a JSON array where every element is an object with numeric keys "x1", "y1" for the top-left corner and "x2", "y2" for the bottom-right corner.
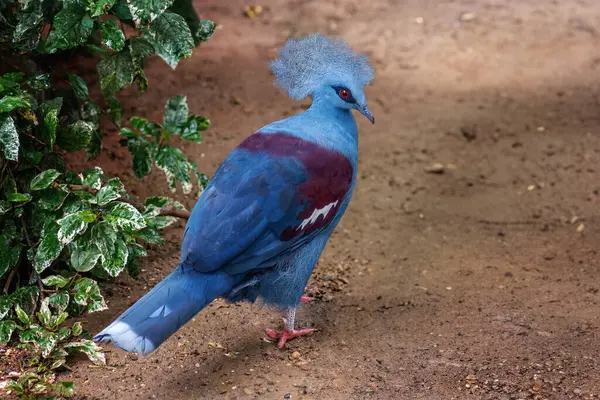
[{"x1": 308, "y1": 97, "x2": 355, "y2": 127}]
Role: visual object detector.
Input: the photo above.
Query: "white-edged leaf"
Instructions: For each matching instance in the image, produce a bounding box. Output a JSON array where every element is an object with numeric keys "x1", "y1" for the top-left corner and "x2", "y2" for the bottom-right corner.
[
  {"x1": 163, "y1": 95, "x2": 188, "y2": 132},
  {"x1": 104, "y1": 202, "x2": 146, "y2": 230},
  {"x1": 0, "y1": 116, "x2": 19, "y2": 161},
  {"x1": 64, "y1": 339, "x2": 106, "y2": 365},
  {"x1": 30, "y1": 169, "x2": 61, "y2": 191},
  {"x1": 95, "y1": 185, "x2": 120, "y2": 205},
  {"x1": 34, "y1": 222, "x2": 64, "y2": 273},
  {"x1": 41, "y1": 275, "x2": 69, "y2": 289},
  {"x1": 70, "y1": 239, "x2": 102, "y2": 272},
  {"x1": 102, "y1": 238, "x2": 128, "y2": 277},
  {"x1": 0, "y1": 320, "x2": 17, "y2": 344},
  {"x1": 57, "y1": 212, "x2": 90, "y2": 244}
]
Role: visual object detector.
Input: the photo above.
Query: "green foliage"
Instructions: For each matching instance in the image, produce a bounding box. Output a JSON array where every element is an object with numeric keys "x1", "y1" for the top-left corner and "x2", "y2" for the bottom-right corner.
[
  {"x1": 4, "y1": 299, "x2": 104, "y2": 399},
  {"x1": 0, "y1": 0, "x2": 215, "y2": 396},
  {"x1": 120, "y1": 95, "x2": 210, "y2": 193}
]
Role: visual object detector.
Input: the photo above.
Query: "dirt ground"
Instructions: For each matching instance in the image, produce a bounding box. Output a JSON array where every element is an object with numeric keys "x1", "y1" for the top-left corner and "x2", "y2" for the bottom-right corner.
[{"x1": 59, "y1": 0, "x2": 600, "y2": 399}]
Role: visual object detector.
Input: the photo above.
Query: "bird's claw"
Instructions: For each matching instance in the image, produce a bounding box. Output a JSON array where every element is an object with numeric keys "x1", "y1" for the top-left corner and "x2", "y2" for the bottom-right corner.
[
  {"x1": 300, "y1": 296, "x2": 313, "y2": 303},
  {"x1": 265, "y1": 327, "x2": 315, "y2": 348}
]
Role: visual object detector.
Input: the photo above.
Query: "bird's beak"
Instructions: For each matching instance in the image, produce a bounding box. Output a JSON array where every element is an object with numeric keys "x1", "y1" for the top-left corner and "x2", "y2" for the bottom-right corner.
[{"x1": 355, "y1": 104, "x2": 375, "y2": 124}]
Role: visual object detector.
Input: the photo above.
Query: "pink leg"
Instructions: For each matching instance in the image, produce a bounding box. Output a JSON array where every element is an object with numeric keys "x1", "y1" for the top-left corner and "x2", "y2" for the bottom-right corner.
[{"x1": 265, "y1": 307, "x2": 315, "y2": 348}]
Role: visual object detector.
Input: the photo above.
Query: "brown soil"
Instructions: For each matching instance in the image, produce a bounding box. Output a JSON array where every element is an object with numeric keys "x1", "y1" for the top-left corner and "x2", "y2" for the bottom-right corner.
[{"x1": 51, "y1": 0, "x2": 600, "y2": 399}]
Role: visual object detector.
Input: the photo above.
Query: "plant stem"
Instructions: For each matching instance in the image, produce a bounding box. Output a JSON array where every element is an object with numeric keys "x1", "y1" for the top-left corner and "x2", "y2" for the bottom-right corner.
[{"x1": 3, "y1": 268, "x2": 17, "y2": 294}]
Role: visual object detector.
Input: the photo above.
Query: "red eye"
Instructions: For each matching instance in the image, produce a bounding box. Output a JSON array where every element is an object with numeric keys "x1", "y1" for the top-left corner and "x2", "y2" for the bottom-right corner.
[{"x1": 339, "y1": 89, "x2": 350, "y2": 99}]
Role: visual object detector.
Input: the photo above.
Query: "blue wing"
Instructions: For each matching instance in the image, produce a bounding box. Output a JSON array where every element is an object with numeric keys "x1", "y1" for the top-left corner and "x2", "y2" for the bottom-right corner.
[{"x1": 180, "y1": 133, "x2": 354, "y2": 275}]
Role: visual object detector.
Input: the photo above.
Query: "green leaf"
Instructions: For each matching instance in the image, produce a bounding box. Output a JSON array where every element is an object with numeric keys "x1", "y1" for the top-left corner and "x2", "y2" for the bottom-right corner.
[
  {"x1": 35, "y1": 222, "x2": 63, "y2": 273},
  {"x1": 147, "y1": 12, "x2": 194, "y2": 69},
  {"x1": 107, "y1": 177, "x2": 124, "y2": 191},
  {"x1": 196, "y1": 19, "x2": 215, "y2": 42},
  {"x1": 91, "y1": 221, "x2": 117, "y2": 264},
  {"x1": 72, "y1": 321, "x2": 83, "y2": 336},
  {"x1": 45, "y1": 2, "x2": 94, "y2": 52},
  {"x1": 126, "y1": 0, "x2": 174, "y2": 26},
  {"x1": 141, "y1": 121, "x2": 162, "y2": 140},
  {"x1": 26, "y1": 73, "x2": 52, "y2": 90},
  {"x1": 30, "y1": 169, "x2": 61, "y2": 191},
  {"x1": 37, "y1": 297, "x2": 52, "y2": 327},
  {"x1": 168, "y1": 0, "x2": 215, "y2": 43},
  {"x1": 73, "y1": 278, "x2": 107, "y2": 313},
  {"x1": 14, "y1": 0, "x2": 43, "y2": 41},
  {"x1": 149, "y1": 215, "x2": 176, "y2": 229},
  {"x1": 48, "y1": 291, "x2": 70, "y2": 313},
  {"x1": 57, "y1": 211, "x2": 91, "y2": 245},
  {"x1": 39, "y1": 97, "x2": 63, "y2": 148},
  {"x1": 119, "y1": 127, "x2": 136, "y2": 138},
  {"x1": 7, "y1": 192, "x2": 32, "y2": 203},
  {"x1": 99, "y1": 19, "x2": 125, "y2": 51},
  {"x1": 125, "y1": 242, "x2": 146, "y2": 278},
  {"x1": 0, "y1": 116, "x2": 19, "y2": 161},
  {"x1": 135, "y1": 226, "x2": 164, "y2": 244},
  {"x1": 190, "y1": 161, "x2": 209, "y2": 192},
  {"x1": 0, "y1": 237, "x2": 10, "y2": 278},
  {"x1": 104, "y1": 202, "x2": 146, "y2": 230},
  {"x1": 90, "y1": 0, "x2": 116, "y2": 17},
  {"x1": 0, "y1": 296, "x2": 12, "y2": 320},
  {"x1": 67, "y1": 73, "x2": 89, "y2": 99},
  {"x1": 0, "y1": 95, "x2": 31, "y2": 112},
  {"x1": 130, "y1": 116, "x2": 147, "y2": 130},
  {"x1": 2, "y1": 72, "x2": 25, "y2": 83},
  {"x1": 51, "y1": 311, "x2": 68, "y2": 329},
  {"x1": 37, "y1": 188, "x2": 69, "y2": 210},
  {"x1": 97, "y1": 50, "x2": 135, "y2": 96},
  {"x1": 15, "y1": 304, "x2": 32, "y2": 326},
  {"x1": 64, "y1": 339, "x2": 105, "y2": 365},
  {"x1": 70, "y1": 237, "x2": 102, "y2": 272},
  {"x1": 20, "y1": 144, "x2": 43, "y2": 165},
  {"x1": 129, "y1": 36, "x2": 155, "y2": 60},
  {"x1": 113, "y1": 0, "x2": 133, "y2": 19},
  {"x1": 0, "y1": 320, "x2": 17, "y2": 344},
  {"x1": 126, "y1": 136, "x2": 157, "y2": 179},
  {"x1": 180, "y1": 115, "x2": 209, "y2": 142},
  {"x1": 143, "y1": 196, "x2": 171, "y2": 208},
  {"x1": 0, "y1": 201, "x2": 10, "y2": 215},
  {"x1": 155, "y1": 145, "x2": 192, "y2": 193},
  {"x1": 11, "y1": 286, "x2": 40, "y2": 315},
  {"x1": 54, "y1": 381, "x2": 75, "y2": 397},
  {"x1": 96, "y1": 185, "x2": 120, "y2": 205},
  {"x1": 102, "y1": 238, "x2": 128, "y2": 277},
  {"x1": 0, "y1": 237, "x2": 22, "y2": 279},
  {"x1": 83, "y1": 167, "x2": 103, "y2": 189},
  {"x1": 57, "y1": 120, "x2": 93, "y2": 151},
  {"x1": 19, "y1": 325, "x2": 58, "y2": 358},
  {"x1": 42, "y1": 275, "x2": 69, "y2": 289},
  {"x1": 163, "y1": 95, "x2": 188, "y2": 132},
  {"x1": 87, "y1": 130, "x2": 103, "y2": 159}
]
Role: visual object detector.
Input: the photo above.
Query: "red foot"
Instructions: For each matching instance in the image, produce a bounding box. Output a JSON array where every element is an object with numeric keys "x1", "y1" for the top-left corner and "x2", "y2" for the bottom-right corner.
[
  {"x1": 300, "y1": 296, "x2": 313, "y2": 303},
  {"x1": 265, "y1": 327, "x2": 315, "y2": 348}
]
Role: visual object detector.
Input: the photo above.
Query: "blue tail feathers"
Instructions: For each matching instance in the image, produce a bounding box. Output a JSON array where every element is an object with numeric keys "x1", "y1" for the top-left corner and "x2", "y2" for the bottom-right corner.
[{"x1": 93, "y1": 265, "x2": 238, "y2": 355}]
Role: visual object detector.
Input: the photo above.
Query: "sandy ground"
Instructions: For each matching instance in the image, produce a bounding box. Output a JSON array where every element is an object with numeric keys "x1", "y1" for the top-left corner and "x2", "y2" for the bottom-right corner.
[{"x1": 52, "y1": 0, "x2": 600, "y2": 399}]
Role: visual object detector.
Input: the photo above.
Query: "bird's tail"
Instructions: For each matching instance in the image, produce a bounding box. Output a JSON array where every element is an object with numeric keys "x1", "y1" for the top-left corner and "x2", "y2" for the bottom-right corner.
[{"x1": 93, "y1": 264, "x2": 237, "y2": 355}]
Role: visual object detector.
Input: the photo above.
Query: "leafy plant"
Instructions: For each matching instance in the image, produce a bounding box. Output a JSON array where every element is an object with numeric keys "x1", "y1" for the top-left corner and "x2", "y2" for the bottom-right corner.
[
  {"x1": 120, "y1": 95, "x2": 210, "y2": 193},
  {"x1": 0, "y1": 0, "x2": 215, "y2": 396}
]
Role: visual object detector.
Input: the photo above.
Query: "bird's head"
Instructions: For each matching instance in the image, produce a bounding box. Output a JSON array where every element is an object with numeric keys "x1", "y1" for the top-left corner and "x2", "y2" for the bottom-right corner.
[{"x1": 270, "y1": 34, "x2": 375, "y2": 124}]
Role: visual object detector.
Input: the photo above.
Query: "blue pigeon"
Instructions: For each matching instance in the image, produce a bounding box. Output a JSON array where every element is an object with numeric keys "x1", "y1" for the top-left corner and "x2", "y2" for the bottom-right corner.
[{"x1": 93, "y1": 33, "x2": 375, "y2": 354}]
